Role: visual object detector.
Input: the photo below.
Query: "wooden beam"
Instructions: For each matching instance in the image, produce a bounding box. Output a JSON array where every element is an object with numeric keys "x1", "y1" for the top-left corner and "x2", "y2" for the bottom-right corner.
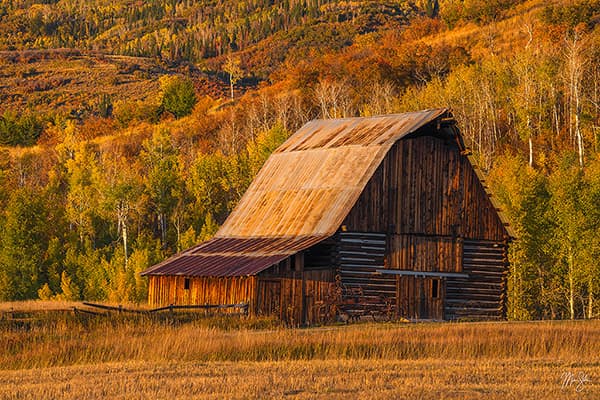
[{"x1": 376, "y1": 269, "x2": 469, "y2": 278}]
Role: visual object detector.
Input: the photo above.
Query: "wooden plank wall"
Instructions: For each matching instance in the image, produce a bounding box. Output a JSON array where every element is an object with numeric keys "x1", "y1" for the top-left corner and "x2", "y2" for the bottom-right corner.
[
  {"x1": 147, "y1": 275, "x2": 257, "y2": 309},
  {"x1": 257, "y1": 269, "x2": 335, "y2": 325},
  {"x1": 396, "y1": 276, "x2": 444, "y2": 320},
  {"x1": 388, "y1": 235, "x2": 461, "y2": 272},
  {"x1": 302, "y1": 269, "x2": 336, "y2": 325},
  {"x1": 279, "y1": 274, "x2": 304, "y2": 324},
  {"x1": 340, "y1": 134, "x2": 508, "y2": 320},
  {"x1": 342, "y1": 135, "x2": 506, "y2": 241}
]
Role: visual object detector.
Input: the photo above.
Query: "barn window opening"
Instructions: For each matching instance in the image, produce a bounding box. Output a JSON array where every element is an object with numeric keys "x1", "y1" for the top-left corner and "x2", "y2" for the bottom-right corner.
[
  {"x1": 432, "y1": 279, "x2": 439, "y2": 299},
  {"x1": 184, "y1": 278, "x2": 190, "y2": 290}
]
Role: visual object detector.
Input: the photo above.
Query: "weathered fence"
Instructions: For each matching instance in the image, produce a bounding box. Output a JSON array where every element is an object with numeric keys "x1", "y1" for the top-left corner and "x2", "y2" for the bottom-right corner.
[{"x1": 1, "y1": 302, "x2": 250, "y2": 327}]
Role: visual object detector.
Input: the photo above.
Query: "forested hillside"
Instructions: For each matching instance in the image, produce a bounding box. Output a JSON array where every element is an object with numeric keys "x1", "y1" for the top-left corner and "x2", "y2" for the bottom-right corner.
[{"x1": 0, "y1": 0, "x2": 599, "y2": 320}]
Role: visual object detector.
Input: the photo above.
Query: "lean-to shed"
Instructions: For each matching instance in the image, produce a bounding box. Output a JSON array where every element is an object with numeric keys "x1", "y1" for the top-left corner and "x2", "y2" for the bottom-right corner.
[{"x1": 142, "y1": 109, "x2": 513, "y2": 323}]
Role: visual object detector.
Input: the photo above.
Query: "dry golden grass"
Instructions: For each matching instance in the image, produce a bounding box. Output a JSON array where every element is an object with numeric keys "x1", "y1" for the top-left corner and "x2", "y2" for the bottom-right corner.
[
  {"x1": 0, "y1": 359, "x2": 597, "y2": 399},
  {"x1": 0, "y1": 54, "x2": 161, "y2": 115},
  {"x1": 0, "y1": 307, "x2": 598, "y2": 398},
  {"x1": 2, "y1": 318, "x2": 599, "y2": 368},
  {"x1": 0, "y1": 300, "x2": 82, "y2": 312},
  {"x1": 419, "y1": 0, "x2": 549, "y2": 59}
]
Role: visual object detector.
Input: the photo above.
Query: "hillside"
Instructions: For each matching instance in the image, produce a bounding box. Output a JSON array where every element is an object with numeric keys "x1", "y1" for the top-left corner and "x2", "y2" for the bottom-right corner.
[{"x1": 0, "y1": 0, "x2": 599, "y2": 320}]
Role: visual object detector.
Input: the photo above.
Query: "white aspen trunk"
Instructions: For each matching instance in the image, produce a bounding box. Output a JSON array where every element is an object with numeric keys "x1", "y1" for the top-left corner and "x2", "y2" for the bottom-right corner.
[
  {"x1": 527, "y1": 113, "x2": 533, "y2": 167},
  {"x1": 588, "y1": 276, "x2": 594, "y2": 319},
  {"x1": 568, "y1": 248, "x2": 575, "y2": 320},
  {"x1": 512, "y1": 264, "x2": 520, "y2": 320},
  {"x1": 175, "y1": 216, "x2": 181, "y2": 252},
  {"x1": 553, "y1": 87, "x2": 561, "y2": 138},
  {"x1": 566, "y1": 33, "x2": 586, "y2": 167},
  {"x1": 117, "y1": 202, "x2": 129, "y2": 269},
  {"x1": 575, "y1": 86, "x2": 584, "y2": 168},
  {"x1": 538, "y1": 266, "x2": 545, "y2": 318},
  {"x1": 159, "y1": 213, "x2": 167, "y2": 247},
  {"x1": 529, "y1": 135, "x2": 533, "y2": 167},
  {"x1": 122, "y1": 222, "x2": 128, "y2": 270}
]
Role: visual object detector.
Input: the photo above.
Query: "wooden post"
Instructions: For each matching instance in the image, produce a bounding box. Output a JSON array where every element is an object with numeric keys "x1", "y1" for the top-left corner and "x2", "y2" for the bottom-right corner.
[{"x1": 296, "y1": 252, "x2": 304, "y2": 272}]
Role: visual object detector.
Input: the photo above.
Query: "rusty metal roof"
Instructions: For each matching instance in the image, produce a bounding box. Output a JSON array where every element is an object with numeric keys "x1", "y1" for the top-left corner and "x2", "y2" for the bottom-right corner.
[
  {"x1": 141, "y1": 236, "x2": 326, "y2": 277},
  {"x1": 217, "y1": 108, "x2": 448, "y2": 238},
  {"x1": 275, "y1": 109, "x2": 447, "y2": 152}
]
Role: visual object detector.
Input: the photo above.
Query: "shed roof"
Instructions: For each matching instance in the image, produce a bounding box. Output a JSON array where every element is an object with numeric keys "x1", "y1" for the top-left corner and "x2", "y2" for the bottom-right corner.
[
  {"x1": 143, "y1": 108, "x2": 499, "y2": 278},
  {"x1": 141, "y1": 236, "x2": 326, "y2": 277}
]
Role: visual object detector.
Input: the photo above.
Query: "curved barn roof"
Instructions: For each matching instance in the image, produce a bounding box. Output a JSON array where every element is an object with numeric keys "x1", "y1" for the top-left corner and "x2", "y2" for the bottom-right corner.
[
  {"x1": 143, "y1": 108, "x2": 454, "y2": 277},
  {"x1": 217, "y1": 108, "x2": 449, "y2": 238}
]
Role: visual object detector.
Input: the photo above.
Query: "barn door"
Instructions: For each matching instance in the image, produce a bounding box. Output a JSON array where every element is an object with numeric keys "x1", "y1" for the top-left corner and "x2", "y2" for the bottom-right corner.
[
  {"x1": 257, "y1": 280, "x2": 281, "y2": 317},
  {"x1": 397, "y1": 276, "x2": 444, "y2": 320}
]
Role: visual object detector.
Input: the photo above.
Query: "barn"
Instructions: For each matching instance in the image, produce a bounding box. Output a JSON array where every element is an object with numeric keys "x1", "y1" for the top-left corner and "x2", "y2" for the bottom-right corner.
[{"x1": 141, "y1": 108, "x2": 514, "y2": 324}]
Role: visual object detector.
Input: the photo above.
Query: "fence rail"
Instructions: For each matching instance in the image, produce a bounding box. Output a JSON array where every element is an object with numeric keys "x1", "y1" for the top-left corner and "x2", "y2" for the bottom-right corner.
[
  {"x1": 80, "y1": 302, "x2": 249, "y2": 315},
  {"x1": 1, "y1": 302, "x2": 250, "y2": 322}
]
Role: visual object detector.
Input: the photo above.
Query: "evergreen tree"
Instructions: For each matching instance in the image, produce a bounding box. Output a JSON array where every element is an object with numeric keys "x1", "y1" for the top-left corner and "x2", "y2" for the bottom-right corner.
[{"x1": 160, "y1": 75, "x2": 197, "y2": 119}]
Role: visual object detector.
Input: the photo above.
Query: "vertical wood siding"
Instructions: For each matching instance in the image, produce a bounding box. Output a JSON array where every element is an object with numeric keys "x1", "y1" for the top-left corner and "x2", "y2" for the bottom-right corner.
[
  {"x1": 388, "y1": 235, "x2": 462, "y2": 272},
  {"x1": 342, "y1": 135, "x2": 507, "y2": 241},
  {"x1": 257, "y1": 268, "x2": 335, "y2": 325},
  {"x1": 302, "y1": 269, "x2": 336, "y2": 324},
  {"x1": 396, "y1": 276, "x2": 444, "y2": 320},
  {"x1": 147, "y1": 275, "x2": 257, "y2": 310}
]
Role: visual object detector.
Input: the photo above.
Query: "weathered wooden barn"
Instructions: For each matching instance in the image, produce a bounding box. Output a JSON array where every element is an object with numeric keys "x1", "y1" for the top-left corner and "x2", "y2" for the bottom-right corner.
[{"x1": 142, "y1": 109, "x2": 513, "y2": 323}]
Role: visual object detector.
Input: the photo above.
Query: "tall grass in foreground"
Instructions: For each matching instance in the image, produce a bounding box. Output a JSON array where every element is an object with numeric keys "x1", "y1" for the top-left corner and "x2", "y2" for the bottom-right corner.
[{"x1": 1, "y1": 315, "x2": 598, "y2": 370}]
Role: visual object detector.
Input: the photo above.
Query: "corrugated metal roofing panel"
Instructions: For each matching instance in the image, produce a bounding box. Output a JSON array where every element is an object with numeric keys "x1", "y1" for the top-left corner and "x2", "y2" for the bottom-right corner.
[
  {"x1": 143, "y1": 254, "x2": 289, "y2": 277},
  {"x1": 216, "y1": 144, "x2": 391, "y2": 237},
  {"x1": 216, "y1": 109, "x2": 447, "y2": 239},
  {"x1": 142, "y1": 236, "x2": 326, "y2": 277},
  {"x1": 275, "y1": 109, "x2": 447, "y2": 152}
]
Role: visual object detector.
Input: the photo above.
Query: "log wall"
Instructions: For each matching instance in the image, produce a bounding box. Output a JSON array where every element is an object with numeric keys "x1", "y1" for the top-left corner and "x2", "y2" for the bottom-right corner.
[
  {"x1": 338, "y1": 232, "x2": 396, "y2": 313},
  {"x1": 445, "y1": 240, "x2": 508, "y2": 320}
]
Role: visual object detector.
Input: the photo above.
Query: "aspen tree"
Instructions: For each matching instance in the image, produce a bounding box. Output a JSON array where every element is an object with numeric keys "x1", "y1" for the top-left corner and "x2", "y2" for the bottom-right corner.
[
  {"x1": 564, "y1": 29, "x2": 588, "y2": 168},
  {"x1": 223, "y1": 54, "x2": 242, "y2": 100}
]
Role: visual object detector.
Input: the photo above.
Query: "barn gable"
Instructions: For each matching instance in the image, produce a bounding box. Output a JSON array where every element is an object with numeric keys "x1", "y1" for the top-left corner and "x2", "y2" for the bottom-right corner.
[{"x1": 142, "y1": 109, "x2": 512, "y2": 323}]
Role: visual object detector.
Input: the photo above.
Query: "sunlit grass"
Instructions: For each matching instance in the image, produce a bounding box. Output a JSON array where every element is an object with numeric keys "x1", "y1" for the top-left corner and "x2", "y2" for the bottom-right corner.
[
  {"x1": 2, "y1": 358, "x2": 597, "y2": 399},
  {"x1": 0, "y1": 302, "x2": 598, "y2": 398},
  {"x1": 1, "y1": 310, "x2": 599, "y2": 369}
]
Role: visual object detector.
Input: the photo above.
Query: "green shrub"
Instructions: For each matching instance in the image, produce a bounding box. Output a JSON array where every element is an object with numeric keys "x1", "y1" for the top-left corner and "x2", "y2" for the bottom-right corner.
[
  {"x1": 159, "y1": 75, "x2": 197, "y2": 119},
  {"x1": 0, "y1": 111, "x2": 44, "y2": 146}
]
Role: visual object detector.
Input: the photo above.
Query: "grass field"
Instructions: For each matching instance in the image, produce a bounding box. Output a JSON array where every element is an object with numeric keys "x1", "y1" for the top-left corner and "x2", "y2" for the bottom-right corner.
[{"x1": 0, "y1": 303, "x2": 598, "y2": 399}]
